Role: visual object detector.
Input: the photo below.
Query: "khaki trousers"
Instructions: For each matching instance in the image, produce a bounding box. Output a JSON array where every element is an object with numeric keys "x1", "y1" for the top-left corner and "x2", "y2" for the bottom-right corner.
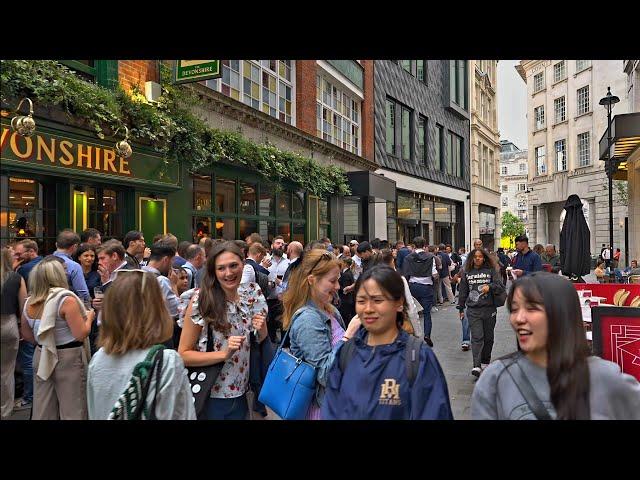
[
  {"x1": 441, "y1": 275, "x2": 455, "y2": 303},
  {"x1": 1, "y1": 314, "x2": 20, "y2": 418},
  {"x1": 33, "y1": 345, "x2": 88, "y2": 420}
]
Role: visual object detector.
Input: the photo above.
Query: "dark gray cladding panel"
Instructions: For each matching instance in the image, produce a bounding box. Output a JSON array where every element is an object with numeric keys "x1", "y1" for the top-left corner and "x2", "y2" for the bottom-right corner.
[{"x1": 374, "y1": 60, "x2": 470, "y2": 191}]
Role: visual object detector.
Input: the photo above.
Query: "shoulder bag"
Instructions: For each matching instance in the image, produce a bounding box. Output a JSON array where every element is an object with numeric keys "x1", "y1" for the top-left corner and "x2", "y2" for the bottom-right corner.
[
  {"x1": 258, "y1": 308, "x2": 317, "y2": 420},
  {"x1": 500, "y1": 352, "x2": 552, "y2": 420},
  {"x1": 187, "y1": 322, "x2": 224, "y2": 420}
]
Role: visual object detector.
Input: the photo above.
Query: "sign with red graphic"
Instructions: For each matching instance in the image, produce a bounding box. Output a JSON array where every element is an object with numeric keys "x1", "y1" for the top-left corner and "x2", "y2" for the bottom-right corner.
[{"x1": 591, "y1": 307, "x2": 640, "y2": 381}]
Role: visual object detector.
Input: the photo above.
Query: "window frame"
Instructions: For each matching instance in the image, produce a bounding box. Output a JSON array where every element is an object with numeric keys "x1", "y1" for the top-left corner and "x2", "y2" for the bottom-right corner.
[
  {"x1": 555, "y1": 139, "x2": 567, "y2": 172},
  {"x1": 577, "y1": 85, "x2": 590, "y2": 116},
  {"x1": 59, "y1": 60, "x2": 119, "y2": 89},
  {"x1": 553, "y1": 61, "x2": 567, "y2": 83},
  {"x1": 578, "y1": 131, "x2": 591, "y2": 167},
  {"x1": 535, "y1": 146, "x2": 547, "y2": 175},
  {"x1": 554, "y1": 96, "x2": 566, "y2": 123},
  {"x1": 534, "y1": 105, "x2": 545, "y2": 130},
  {"x1": 316, "y1": 74, "x2": 361, "y2": 155},
  {"x1": 575, "y1": 60, "x2": 591, "y2": 73},
  {"x1": 533, "y1": 72, "x2": 545, "y2": 93}
]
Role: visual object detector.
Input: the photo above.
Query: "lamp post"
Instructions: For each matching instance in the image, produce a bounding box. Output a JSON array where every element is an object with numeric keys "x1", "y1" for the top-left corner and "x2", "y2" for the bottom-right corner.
[{"x1": 599, "y1": 87, "x2": 619, "y2": 277}]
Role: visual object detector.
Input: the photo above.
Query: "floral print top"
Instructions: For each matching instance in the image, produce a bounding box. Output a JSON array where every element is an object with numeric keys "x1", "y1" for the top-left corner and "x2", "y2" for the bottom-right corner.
[{"x1": 188, "y1": 282, "x2": 268, "y2": 399}]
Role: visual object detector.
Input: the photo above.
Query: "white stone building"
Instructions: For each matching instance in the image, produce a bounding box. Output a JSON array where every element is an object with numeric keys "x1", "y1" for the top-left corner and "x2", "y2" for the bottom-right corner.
[
  {"x1": 499, "y1": 141, "x2": 529, "y2": 224},
  {"x1": 516, "y1": 60, "x2": 631, "y2": 257}
]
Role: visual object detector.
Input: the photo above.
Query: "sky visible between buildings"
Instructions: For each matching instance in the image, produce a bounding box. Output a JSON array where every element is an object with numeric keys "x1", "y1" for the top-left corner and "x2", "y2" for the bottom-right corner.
[{"x1": 498, "y1": 60, "x2": 527, "y2": 149}]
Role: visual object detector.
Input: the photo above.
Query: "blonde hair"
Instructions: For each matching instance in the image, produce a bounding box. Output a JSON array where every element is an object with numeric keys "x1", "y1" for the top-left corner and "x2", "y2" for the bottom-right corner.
[
  {"x1": 282, "y1": 250, "x2": 341, "y2": 330},
  {"x1": 1, "y1": 247, "x2": 14, "y2": 288},
  {"x1": 27, "y1": 257, "x2": 69, "y2": 309},
  {"x1": 99, "y1": 271, "x2": 173, "y2": 355}
]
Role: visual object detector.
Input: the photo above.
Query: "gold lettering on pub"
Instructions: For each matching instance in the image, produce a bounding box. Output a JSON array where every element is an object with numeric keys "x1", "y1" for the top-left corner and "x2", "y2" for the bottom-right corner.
[{"x1": 1, "y1": 128, "x2": 131, "y2": 176}]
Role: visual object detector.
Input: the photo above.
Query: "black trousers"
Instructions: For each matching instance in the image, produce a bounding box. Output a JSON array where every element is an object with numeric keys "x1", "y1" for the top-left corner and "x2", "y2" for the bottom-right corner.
[{"x1": 266, "y1": 298, "x2": 283, "y2": 343}]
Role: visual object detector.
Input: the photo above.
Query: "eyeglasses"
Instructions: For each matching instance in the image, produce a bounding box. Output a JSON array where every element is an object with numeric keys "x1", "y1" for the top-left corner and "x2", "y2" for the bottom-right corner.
[
  {"x1": 309, "y1": 251, "x2": 334, "y2": 274},
  {"x1": 115, "y1": 268, "x2": 153, "y2": 291}
]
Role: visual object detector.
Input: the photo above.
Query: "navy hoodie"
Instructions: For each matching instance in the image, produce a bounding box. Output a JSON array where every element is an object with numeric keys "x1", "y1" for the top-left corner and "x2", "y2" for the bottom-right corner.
[{"x1": 321, "y1": 328, "x2": 453, "y2": 420}]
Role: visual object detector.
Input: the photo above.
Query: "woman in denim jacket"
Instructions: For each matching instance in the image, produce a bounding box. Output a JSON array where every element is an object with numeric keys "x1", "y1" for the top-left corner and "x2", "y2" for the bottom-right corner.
[{"x1": 282, "y1": 250, "x2": 360, "y2": 419}]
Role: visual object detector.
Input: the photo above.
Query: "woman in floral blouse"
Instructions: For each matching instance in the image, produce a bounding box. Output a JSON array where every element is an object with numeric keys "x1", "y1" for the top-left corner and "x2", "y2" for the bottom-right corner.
[{"x1": 178, "y1": 242, "x2": 268, "y2": 420}]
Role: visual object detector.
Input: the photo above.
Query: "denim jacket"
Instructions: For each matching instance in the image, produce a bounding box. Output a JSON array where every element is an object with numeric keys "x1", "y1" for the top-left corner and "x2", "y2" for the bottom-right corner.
[{"x1": 288, "y1": 300, "x2": 346, "y2": 408}]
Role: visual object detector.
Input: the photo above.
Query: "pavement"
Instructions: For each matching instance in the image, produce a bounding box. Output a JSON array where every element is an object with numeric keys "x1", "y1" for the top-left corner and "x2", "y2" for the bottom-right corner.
[{"x1": 429, "y1": 300, "x2": 514, "y2": 420}]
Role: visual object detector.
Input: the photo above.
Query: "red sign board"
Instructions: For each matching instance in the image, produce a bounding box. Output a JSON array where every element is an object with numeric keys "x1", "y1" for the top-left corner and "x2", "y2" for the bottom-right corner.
[{"x1": 591, "y1": 307, "x2": 640, "y2": 381}]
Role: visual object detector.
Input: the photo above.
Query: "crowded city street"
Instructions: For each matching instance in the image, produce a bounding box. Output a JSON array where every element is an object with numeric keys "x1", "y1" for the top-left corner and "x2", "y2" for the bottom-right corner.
[{"x1": 1, "y1": 59, "x2": 639, "y2": 421}]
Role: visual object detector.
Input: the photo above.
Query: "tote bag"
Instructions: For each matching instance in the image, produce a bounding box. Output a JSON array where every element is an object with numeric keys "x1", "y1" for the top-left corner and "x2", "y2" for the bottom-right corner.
[{"x1": 258, "y1": 308, "x2": 316, "y2": 420}]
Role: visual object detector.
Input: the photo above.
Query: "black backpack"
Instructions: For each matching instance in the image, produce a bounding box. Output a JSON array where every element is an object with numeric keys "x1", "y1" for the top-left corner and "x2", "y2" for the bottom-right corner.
[
  {"x1": 250, "y1": 263, "x2": 273, "y2": 298},
  {"x1": 339, "y1": 334, "x2": 423, "y2": 385},
  {"x1": 403, "y1": 251, "x2": 435, "y2": 280}
]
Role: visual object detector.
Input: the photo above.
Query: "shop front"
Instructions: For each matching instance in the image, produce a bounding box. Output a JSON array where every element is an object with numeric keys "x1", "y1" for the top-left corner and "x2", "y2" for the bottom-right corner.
[
  {"x1": 392, "y1": 190, "x2": 464, "y2": 247},
  {"x1": 0, "y1": 115, "x2": 180, "y2": 253},
  {"x1": 478, "y1": 204, "x2": 497, "y2": 251}
]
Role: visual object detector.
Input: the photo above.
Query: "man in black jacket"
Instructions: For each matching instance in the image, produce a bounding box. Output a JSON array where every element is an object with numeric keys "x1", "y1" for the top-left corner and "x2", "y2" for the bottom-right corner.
[{"x1": 402, "y1": 237, "x2": 438, "y2": 347}]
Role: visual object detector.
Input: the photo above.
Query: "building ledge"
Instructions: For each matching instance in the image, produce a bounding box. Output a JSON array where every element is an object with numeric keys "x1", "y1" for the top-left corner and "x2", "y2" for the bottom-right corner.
[
  {"x1": 534, "y1": 126, "x2": 547, "y2": 134},
  {"x1": 553, "y1": 119, "x2": 568, "y2": 128},
  {"x1": 189, "y1": 83, "x2": 380, "y2": 172},
  {"x1": 574, "y1": 111, "x2": 593, "y2": 121},
  {"x1": 532, "y1": 87, "x2": 546, "y2": 97},
  {"x1": 574, "y1": 66, "x2": 592, "y2": 77},
  {"x1": 552, "y1": 77, "x2": 568, "y2": 87}
]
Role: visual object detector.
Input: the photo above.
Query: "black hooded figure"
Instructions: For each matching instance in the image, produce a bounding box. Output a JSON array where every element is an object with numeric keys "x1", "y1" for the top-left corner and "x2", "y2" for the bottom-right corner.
[{"x1": 559, "y1": 194, "x2": 591, "y2": 282}]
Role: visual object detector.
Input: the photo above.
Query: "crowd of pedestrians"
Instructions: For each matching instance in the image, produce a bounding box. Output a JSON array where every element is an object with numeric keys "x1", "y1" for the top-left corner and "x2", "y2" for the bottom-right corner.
[{"x1": 1, "y1": 228, "x2": 638, "y2": 420}]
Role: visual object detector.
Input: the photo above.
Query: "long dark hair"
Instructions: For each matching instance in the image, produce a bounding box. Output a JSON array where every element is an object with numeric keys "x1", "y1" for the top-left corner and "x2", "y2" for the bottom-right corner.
[
  {"x1": 463, "y1": 248, "x2": 498, "y2": 272},
  {"x1": 354, "y1": 265, "x2": 407, "y2": 329},
  {"x1": 506, "y1": 272, "x2": 591, "y2": 419},
  {"x1": 198, "y1": 241, "x2": 245, "y2": 335}
]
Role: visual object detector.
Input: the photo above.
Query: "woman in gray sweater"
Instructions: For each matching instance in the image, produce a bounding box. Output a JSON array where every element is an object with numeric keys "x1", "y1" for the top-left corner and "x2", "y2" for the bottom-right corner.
[{"x1": 472, "y1": 272, "x2": 640, "y2": 420}]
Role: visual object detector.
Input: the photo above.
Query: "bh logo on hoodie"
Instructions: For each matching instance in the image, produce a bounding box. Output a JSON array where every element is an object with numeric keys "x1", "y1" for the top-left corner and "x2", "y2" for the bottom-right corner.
[{"x1": 379, "y1": 379, "x2": 402, "y2": 406}]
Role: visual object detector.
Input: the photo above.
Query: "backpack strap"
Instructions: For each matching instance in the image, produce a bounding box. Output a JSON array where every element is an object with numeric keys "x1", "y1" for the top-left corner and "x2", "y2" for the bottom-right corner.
[
  {"x1": 404, "y1": 335, "x2": 423, "y2": 385},
  {"x1": 147, "y1": 347, "x2": 165, "y2": 420},
  {"x1": 339, "y1": 337, "x2": 357, "y2": 373},
  {"x1": 500, "y1": 352, "x2": 552, "y2": 420}
]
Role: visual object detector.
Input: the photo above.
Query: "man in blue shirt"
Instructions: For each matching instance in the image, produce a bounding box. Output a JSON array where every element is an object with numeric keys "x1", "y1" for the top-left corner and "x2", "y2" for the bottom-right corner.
[
  {"x1": 14, "y1": 239, "x2": 42, "y2": 288},
  {"x1": 53, "y1": 229, "x2": 90, "y2": 303},
  {"x1": 511, "y1": 234, "x2": 543, "y2": 278}
]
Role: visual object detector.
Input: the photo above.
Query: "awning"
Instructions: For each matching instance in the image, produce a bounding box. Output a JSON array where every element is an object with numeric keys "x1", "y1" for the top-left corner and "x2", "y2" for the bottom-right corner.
[
  {"x1": 599, "y1": 112, "x2": 640, "y2": 181},
  {"x1": 346, "y1": 171, "x2": 396, "y2": 202}
]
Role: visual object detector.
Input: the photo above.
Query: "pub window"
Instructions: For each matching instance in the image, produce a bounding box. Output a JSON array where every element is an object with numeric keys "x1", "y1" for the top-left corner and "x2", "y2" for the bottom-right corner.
[
  {"x1": 239, "y1": 181, "x2": 257, "y2": 215},
  {"x1": 87, "y1": 187, "x2": 124, "y2": 241},
  {"x1": 319, "y1": 198, "x2": 330, "y2": 241},
  {"x1": 193, "y1": 174, "x2": 212, "y2": 211},
  {"x1": 1, "y1": 176, "x2": 57, "y2": 255},
  {"x1": 59, "y1": 60, "x2": 119, "y2": 89},
  {"x1": 215, "y1": 176, "x2": 236, "y2": 214}
]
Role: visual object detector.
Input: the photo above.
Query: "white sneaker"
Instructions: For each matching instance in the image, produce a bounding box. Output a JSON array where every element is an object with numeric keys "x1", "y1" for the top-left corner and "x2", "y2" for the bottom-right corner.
[
  {"x1": 431, "y1": 306, "x2": 438, "y2": 312},
  {"x1": 471, "y1": 367, "x2": 482, "y2": 378}
]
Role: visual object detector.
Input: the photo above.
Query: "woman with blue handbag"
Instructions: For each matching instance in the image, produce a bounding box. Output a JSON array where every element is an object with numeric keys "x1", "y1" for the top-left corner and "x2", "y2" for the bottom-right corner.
[
  {"x1": 178, "y1": 242, "x2": 269, "y2": 420},
  {"x1": 276, "y1": 250, "x2": 361, "y2": 420}
]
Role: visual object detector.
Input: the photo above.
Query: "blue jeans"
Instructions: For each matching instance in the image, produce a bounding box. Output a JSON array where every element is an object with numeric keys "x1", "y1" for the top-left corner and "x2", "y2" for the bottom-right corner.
[
  {"x1": 409, "y1": 283, "x2": 434, "y2": 337},
  {"x1": 17, "y1": 341, "x2": 35, "y2": 403},
  {"x1": 205, "y1": 394, "x2": 248, "y2": 420},
  {"x1": 461, "y1": 313, "x2": 470, "y2": 344}
]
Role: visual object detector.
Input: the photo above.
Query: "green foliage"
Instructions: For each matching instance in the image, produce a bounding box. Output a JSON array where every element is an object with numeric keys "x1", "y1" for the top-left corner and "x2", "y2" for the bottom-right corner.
[
  {"x1": 501, "y1": 211, "x2": 526, "y2": 246},
  {"x1": 0, "y1": 60, "x2": 350, "y2": 197},
  {"x1": 614, "y1": 180, "x2": 628, "y2": 206}
]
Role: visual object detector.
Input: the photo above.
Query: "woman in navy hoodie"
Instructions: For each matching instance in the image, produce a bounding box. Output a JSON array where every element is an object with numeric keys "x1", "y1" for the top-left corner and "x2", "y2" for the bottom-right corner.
[{"x1": 321, "y1": 266, "x2": 453, "y2": 420}]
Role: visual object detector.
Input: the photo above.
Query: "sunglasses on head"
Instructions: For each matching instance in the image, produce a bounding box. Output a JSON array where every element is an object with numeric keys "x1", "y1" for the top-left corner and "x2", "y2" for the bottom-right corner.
[
  {"x1": 115, "y1": 269, "x2": 154, "y2": 291},
  {"x1": 309, "y1": 251, "x2": 334, "y2": 274}
]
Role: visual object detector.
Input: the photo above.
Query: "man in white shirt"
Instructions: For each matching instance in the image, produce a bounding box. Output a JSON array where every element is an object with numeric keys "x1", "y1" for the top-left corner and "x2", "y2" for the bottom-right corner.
[{"x1": 267, "y1": 236, "x2": 290, "y2": 284}]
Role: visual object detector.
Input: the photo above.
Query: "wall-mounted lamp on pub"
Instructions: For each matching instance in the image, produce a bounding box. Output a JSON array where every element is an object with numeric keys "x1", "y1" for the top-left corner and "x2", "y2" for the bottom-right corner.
[
  {"x1": 113, "y1": 125, "x2": 133, "y2": 159},
  {"x1": 10, "y1": 97, "x2": 36, "y2": 137}
]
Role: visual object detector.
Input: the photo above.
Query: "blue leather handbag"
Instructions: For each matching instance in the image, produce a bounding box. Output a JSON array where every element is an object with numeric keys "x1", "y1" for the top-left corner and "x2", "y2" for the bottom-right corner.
[{"x1": 258, "y1": 309, "x2": 317, "y2": 420}]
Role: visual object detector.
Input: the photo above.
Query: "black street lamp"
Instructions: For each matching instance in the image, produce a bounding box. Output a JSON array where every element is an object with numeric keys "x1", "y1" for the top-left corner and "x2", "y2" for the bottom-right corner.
[{"x1": 599, "y1": 86, "x2": 620, "y2": 277}]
